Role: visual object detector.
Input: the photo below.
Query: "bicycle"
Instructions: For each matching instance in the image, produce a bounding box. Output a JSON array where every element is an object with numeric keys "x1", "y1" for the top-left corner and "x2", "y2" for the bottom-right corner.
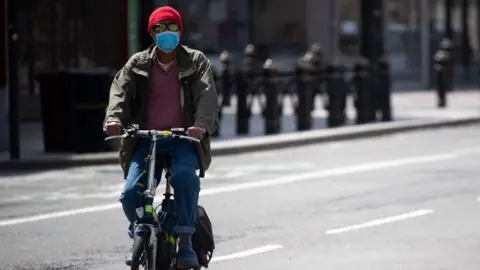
[{"x1": 105, "y1": 124, "x2": 202, "y2": 270}]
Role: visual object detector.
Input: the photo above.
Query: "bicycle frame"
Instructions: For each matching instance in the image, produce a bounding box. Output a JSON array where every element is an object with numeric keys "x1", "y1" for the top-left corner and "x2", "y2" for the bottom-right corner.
[
  {"x1": 144, "y1": 137, "x2": 178, "y2": 269},
  {"x1": 144, "y1": 130, "x2": 192, "y2": 201},
  {"x1": 145, "y1": 133, "x2": 173, "y2": 216},
  {"x1": 145, "y1": 132, "x2": 158, "y2": 200},
  {"x1": 135, "y1": 133, "x2": 163, "y2": 266},
  {"x1": 143, "y1": 134, "x2": 175, "y2": 246}
]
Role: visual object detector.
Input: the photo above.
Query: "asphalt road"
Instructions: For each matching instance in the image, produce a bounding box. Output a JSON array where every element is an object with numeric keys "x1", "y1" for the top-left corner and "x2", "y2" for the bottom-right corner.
[{"x1": 1, "y1": 125, "x2": 480, "y2": 270}]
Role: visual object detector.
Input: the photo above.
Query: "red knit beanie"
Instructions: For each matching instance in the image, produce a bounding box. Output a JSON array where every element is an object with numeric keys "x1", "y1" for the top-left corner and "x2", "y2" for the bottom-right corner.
[{"x1": 148, "y1": 6, "x2": 183, "y2": 33}]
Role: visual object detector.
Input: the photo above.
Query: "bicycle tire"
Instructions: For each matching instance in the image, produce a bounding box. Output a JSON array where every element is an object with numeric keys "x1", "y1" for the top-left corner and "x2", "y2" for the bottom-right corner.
[
  {"x1": 131, "y1": 235, "x2": 156, "y2": 270},
  {"x1": 147, "y1": 243, "x2": 156, "y2": 270},
  {"x1": 156, "y1": 236, "x2": 174, "y2": 270}
]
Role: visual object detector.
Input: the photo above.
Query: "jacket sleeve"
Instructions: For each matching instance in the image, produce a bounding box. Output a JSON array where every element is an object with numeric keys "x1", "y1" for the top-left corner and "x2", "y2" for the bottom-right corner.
[
  {"x1": 192, "y1": 52, "x2": 219, "y2": 136},
  {"x1": 104, "y1": 55, "x2": 137, "y2": 127}
]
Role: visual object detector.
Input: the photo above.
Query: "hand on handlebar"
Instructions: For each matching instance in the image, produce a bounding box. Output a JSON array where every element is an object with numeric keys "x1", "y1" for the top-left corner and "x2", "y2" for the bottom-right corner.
[
  {"x1": 187, "y1": 126, "x2": 206, "y2": 140},
  {"x1": 104, "y1": 122, "x2": 122, "y2": 136}
]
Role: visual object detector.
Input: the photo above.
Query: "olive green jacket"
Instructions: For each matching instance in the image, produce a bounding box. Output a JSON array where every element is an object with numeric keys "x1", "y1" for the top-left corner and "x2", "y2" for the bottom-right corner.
[{"x1": 104, "y1": 44, "x2": 219, "y2": 179}]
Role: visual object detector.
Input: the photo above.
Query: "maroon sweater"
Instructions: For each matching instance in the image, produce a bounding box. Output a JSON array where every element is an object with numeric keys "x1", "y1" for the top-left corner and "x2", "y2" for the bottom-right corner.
[{"x1": 145, "y1": 61, "x2": 185, "y2": 130}]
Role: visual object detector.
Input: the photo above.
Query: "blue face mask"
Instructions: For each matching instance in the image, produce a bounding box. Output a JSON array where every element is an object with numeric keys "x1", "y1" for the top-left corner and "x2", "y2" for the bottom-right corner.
[{"x1": 155, "y1": 31, "x2": 180, "y2": 53}]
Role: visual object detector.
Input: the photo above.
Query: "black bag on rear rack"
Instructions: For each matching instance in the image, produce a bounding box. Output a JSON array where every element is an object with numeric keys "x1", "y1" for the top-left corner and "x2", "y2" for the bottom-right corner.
[{"x1": 192, "y1": 205, "x2": 215, "y2": 268}]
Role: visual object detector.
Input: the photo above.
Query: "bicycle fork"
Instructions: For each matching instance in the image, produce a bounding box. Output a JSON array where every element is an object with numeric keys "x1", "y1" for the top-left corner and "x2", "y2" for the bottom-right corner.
[
  {"x1": 145, "y1": 133, "x2": 158, "y2": 199},
  {"x1": 136, "y1": 223, "x2": 158, "y2": 249},
  {"x1": 137, "y1": 135, "x2": 160, "y2": 266},
  {"x1": 141, "y1": 134, "x2": 158, "y2": 222},
  {"x1": 159, "y1": 167, "x2": 176, "y2": 246}
]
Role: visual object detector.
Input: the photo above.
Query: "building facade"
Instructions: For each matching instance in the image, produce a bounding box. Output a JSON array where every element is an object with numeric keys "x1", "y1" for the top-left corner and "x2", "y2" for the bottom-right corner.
[
  {"x1": 1, "y1": 0, "x2": 130, "y2": 151},
  {"x1": 1, "y1": 0, "x2": 7, "y2": 151},
  {"x1": 2, "y1": 0, "x2": 129, "y2": 97},
  {"x1": 154, "y1": 0, "x2": 479, "y2": 86},
  {"x1": 2, "y1": 0, "x2": 479, "y2": 96},
  {"x1": 1, "y1": 0, "x2": 5, "y2": 89}
]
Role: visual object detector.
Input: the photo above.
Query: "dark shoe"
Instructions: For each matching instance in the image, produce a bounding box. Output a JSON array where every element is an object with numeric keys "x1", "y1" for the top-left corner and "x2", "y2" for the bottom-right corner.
[{"x1": 176, "y1": 247, "x2": 199, "y2": 268}]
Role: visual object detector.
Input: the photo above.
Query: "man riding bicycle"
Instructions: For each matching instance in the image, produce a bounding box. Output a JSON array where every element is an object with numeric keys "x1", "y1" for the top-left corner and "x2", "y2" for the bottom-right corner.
[{"x1": 103, "y1": 6, "x2": 218, "y2": 269}]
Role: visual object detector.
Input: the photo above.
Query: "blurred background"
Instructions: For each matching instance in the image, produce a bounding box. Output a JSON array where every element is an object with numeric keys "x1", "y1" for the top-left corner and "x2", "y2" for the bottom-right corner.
[{"x1": 1, "y1": 0, "x2": 480, "y2": 157}]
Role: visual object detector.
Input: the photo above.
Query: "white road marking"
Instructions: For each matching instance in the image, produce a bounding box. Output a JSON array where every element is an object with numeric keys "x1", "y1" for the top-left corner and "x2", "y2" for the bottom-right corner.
[
  {"x1": 325, "y1": 209, "x2": 434, "y2": 235},
  {"x1": 0, "y1": 195, "x2": 34, "y2": 203},
  {"x1": 0, "y1": 183, "x2": 125, "y2": 203},
  {"x1": 87, "y1": 244, "x2": 283, "y2": 269},
  {"x1": 455, "y1": 147, "x2": 480, "y2": 156},
  {"x1": 224, "y1": 169, "x2": 250, "y2": 179},
  {"x1": 0, "y1": 151, "x2": 462, "y2": 227},
  {"x1": 0, "y1": 165, "x2": 121, "y2": 186},
  {"x1": 0, "y1": 203, "x2": 120, "y2": 227},
  {"x1": 326, "y1": 142, "x2": 346, "y2": 149},
  {"x1": 477, "y1": 196, "x2": 480, "y2": 202},
  {"x1": 212, "y1": 163, "x2": 315, "y2": 173},
  {"x1": 203, "y1": 172, "x2": 217, "y2": 179},
  {"x1": 44, "y1": 191, "x2": 121, "y2": 201},
  {"x1": 200, "y1": 154, "x2": 457, "y2": 196},
  {"x1": 210, "y1": 245, "x2": 283, "y2": 262},
  {"x1": 0, "y1": 170, "x2": 95, "y2": 185}
]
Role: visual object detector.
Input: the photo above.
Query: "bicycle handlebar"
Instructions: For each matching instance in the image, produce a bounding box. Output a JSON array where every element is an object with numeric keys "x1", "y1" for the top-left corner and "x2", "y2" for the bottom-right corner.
[{"x1": 104, "y1": 125, "x2": 200, "y2": 143}]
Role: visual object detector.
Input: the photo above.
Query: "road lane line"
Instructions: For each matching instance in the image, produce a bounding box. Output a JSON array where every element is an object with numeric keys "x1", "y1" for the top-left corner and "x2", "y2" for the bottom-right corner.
[
  {"x1": 0, "y1": 203, "x2": 120, "y2": 227},
  {"x1": 454, "y1": 147, "x2": 480, "y2": 156},
  {"x1": 87, "y1": 244, "x2": 284, "y2": 269},
  {"x1": 200, "y1": 154, "x2": 456, "y2": 195},
  {"x1": 210, "y1": 245, "x2": 283, "y2": 262},
  {"x1": 325, "y1": 209, "x2": 434, "y2": 235},
  {"x1": 0, "y1": 153, "x2": 458, "y2": 227}
]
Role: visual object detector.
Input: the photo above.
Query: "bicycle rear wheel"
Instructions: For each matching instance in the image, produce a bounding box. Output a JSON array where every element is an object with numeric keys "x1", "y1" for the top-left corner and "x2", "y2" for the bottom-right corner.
[{"x1": 131, "y1": 235, "x2": 156, "y2": 270}]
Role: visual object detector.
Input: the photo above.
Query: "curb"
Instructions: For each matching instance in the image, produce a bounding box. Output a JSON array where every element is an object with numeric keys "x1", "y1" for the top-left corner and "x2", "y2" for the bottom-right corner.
[
  {"x1": 1, "y1": 116, "x2": 480, "y2": 172},
  {"x1": 210, "y1": 116, "x2": 480, "y2": 155}
]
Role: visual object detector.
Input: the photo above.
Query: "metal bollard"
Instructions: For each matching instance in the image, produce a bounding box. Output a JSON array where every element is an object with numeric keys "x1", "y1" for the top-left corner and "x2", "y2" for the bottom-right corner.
[
  {"x1": 434, "y1": 49, "x2": 449, "y2": 108},
  {"x1": 439, "y1": 38, "x2": 454, "y2": 91},
  {"x1": 353, "y1": 59, "x2": 372, "y2": 124},
  {"x1": 211, "y1": 68, "x2": 221, "y2": 138},
  {"x1": 235, "y1": 69, "x2": 251, "y2": 135},
  {"x1": 294, "y1": 57, "x2": 314, "y2": 131},
  {"x1": 376, "y1": 57, "x2": 392, "y2": 121},
  {"x1": 211, "y1": 51, "x2": 233, "y2": 137},
  {"x1": 219, "y1": 50, "x2": 233, "y2": 107},
  {"x1": 262, "y1": 59, "x2": 282, "y2": 135},
  {"x1": 325, "y1": 62, "x2": 347, "y2": 127},
  {"x1": 309, "y1": 43, "x2": 324, "y2": 112},
  {"x1": 244, "y1": 44, "x2": 256, "y2": 67},
  {"x1": 234, "y1": 45, "x2": 256, "y2": 135}
]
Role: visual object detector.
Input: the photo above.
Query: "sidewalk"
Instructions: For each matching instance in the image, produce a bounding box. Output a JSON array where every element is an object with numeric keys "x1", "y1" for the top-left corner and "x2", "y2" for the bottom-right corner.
[{"x1": 1, "y1": 90, "x2": 479, "y2": 162}]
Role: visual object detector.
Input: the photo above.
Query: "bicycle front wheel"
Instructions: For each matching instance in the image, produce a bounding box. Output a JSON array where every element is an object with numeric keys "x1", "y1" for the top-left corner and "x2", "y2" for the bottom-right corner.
[{"x1": 131, "y1": 235, "x2": 156, "y2": 270}]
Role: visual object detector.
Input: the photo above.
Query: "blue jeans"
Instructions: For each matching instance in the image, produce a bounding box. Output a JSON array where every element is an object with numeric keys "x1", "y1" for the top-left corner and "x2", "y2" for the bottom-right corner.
[{"x1": 120, "y1": 138, "x2": 200, "y2": 235}]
